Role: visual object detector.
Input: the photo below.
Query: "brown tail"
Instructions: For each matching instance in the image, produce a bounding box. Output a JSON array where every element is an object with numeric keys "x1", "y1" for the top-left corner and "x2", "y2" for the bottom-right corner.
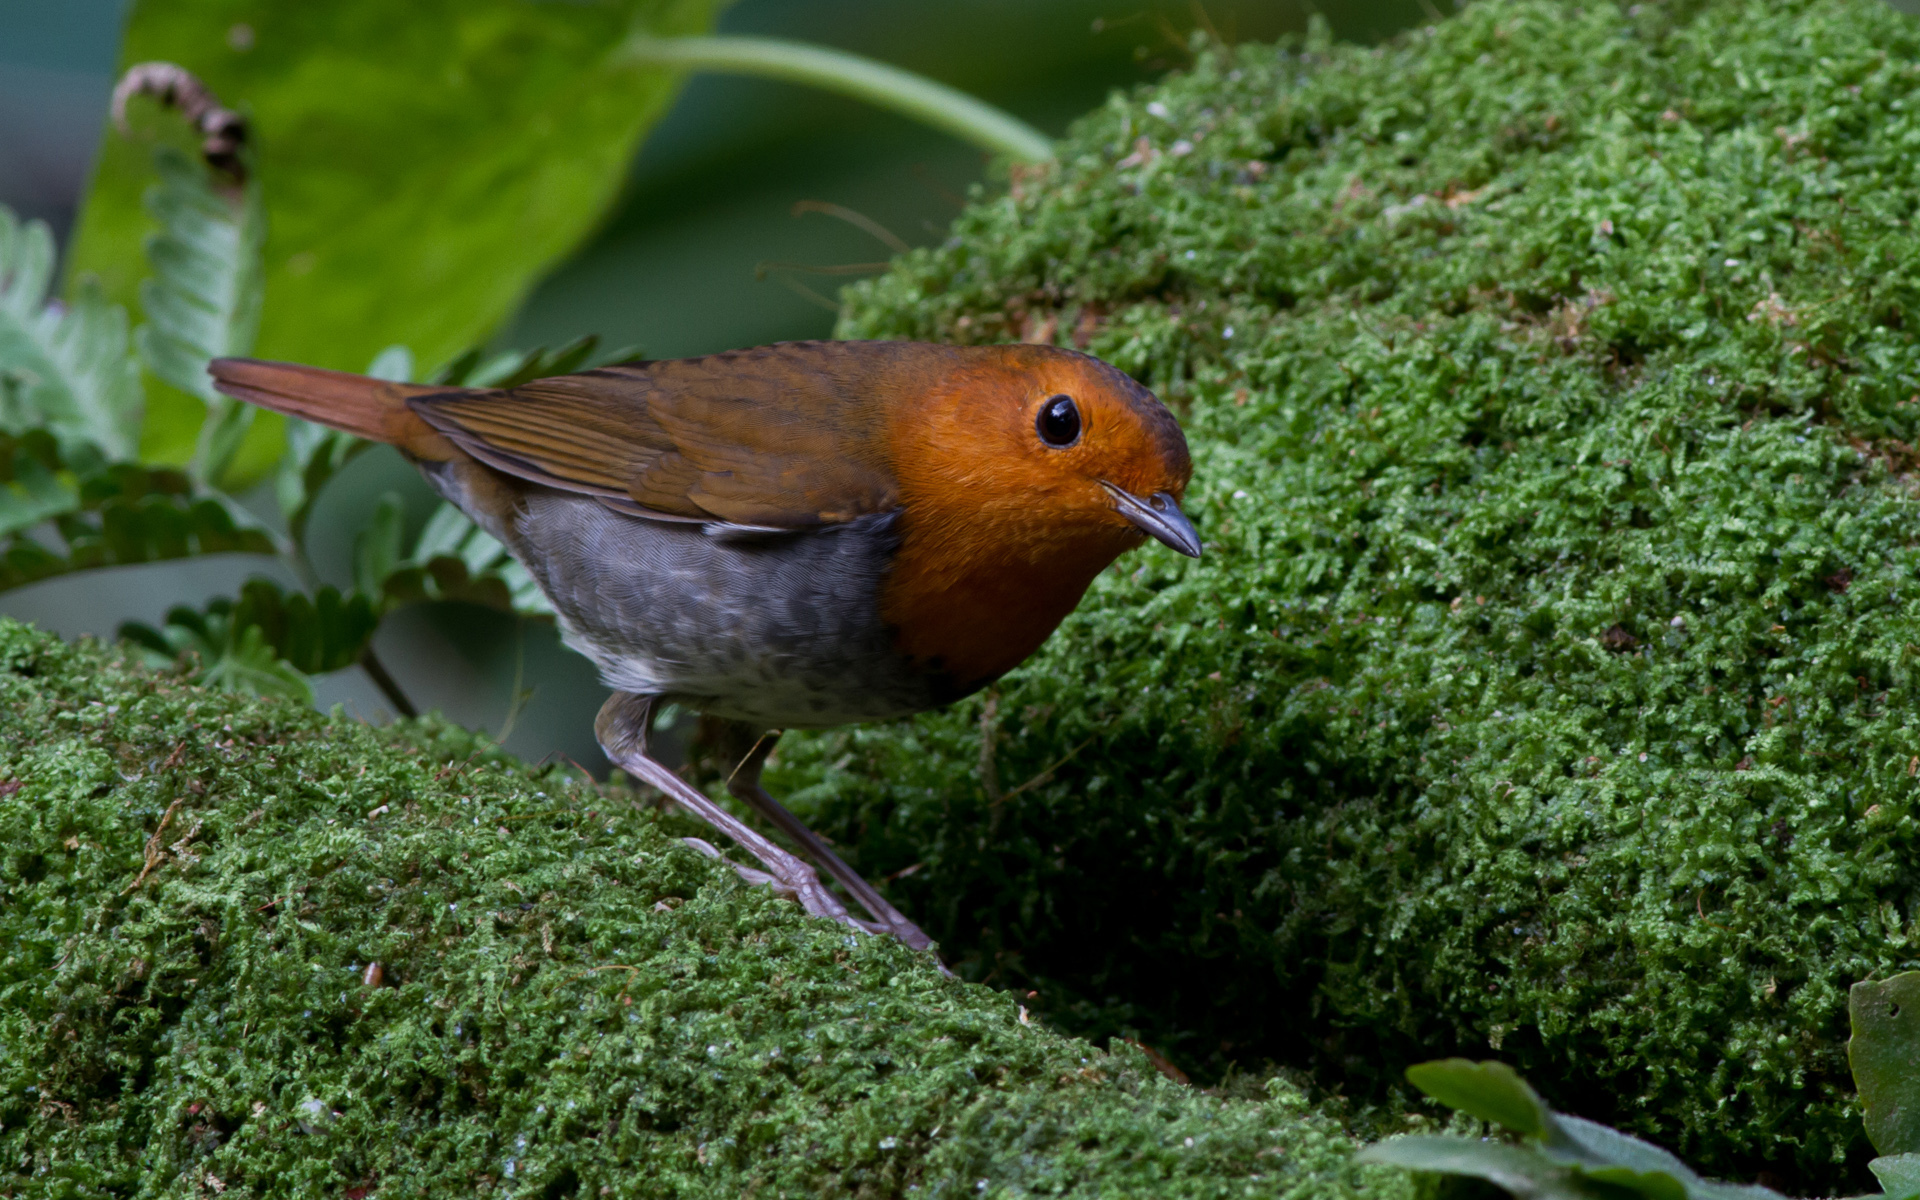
[{"x1": 208, "y1": 358, "x2": 459, "y2": 460}]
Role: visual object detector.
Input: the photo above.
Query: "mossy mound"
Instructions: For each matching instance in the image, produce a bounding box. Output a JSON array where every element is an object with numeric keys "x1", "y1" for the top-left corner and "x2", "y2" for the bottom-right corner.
[
  {"x1": 0, "y1": 621, "x2": 1401, "y2": 1198},
  {"x1": 818, "y1": 0, "x2": 1920, "y2": 1189}
]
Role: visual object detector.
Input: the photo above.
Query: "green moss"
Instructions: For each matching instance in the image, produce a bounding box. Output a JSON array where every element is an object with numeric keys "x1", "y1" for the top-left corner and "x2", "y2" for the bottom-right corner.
[
  {"x1": 818, "y1": 0, "x2": 1920, "y2": 1189},
  {"x1": 0, "y1": 620, "x2": 1399, "y2": 1199}
]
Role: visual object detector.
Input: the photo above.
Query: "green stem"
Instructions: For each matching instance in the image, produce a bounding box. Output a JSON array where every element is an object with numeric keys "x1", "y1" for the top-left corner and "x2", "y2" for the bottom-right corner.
[{"x1": 619, "y1": 35, "x2": 1054, "y2": 164}]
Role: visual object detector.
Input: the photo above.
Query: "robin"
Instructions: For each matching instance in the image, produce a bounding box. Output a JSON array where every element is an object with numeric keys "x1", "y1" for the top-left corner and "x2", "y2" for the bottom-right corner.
[{"x1": 210, "y1": 340, "x2": 1197, "y2": 954}]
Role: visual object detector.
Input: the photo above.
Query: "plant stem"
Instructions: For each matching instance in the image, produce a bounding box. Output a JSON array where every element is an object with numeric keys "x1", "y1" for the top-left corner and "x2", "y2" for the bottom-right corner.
[
  {"x1": 359, "y1": 645, "x2": 418, "y2": 720},
  {"x1": 619, "y1": 35, "x2": 1054, "y2": 164}
]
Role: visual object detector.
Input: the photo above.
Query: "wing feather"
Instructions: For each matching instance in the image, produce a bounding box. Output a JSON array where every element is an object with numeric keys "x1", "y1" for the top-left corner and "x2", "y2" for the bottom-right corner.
[{"x1": 408, "y1": 343, "x2": 909, "y2": 529}]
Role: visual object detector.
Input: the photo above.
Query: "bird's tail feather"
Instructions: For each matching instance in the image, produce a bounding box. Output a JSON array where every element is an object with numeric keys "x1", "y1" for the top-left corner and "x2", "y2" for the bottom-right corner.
[{"x1": 207, "y1": 357, "x2": 458, "y2": 460}]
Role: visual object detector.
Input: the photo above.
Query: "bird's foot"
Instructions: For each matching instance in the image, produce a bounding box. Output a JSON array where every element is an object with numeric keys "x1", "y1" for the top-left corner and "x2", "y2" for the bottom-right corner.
[
  {"x1": 598, "y1": 694, "x2": 944, "y2": 968},
  {"x1": 678, "y1": 837, "x2": 889, "y2": 936}
]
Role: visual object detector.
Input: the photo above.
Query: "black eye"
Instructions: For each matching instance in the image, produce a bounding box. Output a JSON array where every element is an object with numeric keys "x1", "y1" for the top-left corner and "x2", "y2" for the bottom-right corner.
[{"x1": 1036, "y1": 394, "x2": 1081, "y2": 448}]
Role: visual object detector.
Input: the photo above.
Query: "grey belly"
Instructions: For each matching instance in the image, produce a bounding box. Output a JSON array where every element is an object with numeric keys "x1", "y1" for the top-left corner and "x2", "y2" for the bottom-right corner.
[{"x1": 426, "y1": 471, "x2": 938, "y2": 727}]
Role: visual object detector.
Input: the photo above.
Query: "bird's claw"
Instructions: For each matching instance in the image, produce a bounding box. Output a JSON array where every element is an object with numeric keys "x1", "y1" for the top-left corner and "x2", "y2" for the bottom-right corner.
[{"x1": 679, "y1": 837, "x2": 852, "y2": 925}]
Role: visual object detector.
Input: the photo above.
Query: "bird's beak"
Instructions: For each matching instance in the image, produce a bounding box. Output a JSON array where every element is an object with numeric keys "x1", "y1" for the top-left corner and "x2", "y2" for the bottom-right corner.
[{"x1": 1101, "y1": 482, "x2": 1201, "y2": 558}]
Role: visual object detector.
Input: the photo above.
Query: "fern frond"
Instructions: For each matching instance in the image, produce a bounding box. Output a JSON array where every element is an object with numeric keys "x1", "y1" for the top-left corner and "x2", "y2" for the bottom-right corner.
[{"x1": 0, "y1": 207, "x2": 143, "y2": 458}]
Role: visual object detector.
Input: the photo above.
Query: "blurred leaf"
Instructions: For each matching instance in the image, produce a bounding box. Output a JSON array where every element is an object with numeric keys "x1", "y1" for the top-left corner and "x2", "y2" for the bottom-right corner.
[
  {"x1": 1872, "y1": 1155, "x2": 1920, "y2": 1200},
  {"x1": 229, "y1": 577, "x2": 378, "y2": 675},
  {"x1": 1358, "y1": 1136, "x2": 1608, "y2": 1200},
  {"x1": 132, "y1": 146, "x2": 266, "y2": 486},
  {"x1": 483, "y1": 334, "x2": 601, "y2": 389},
  {"x1": 430, "y1": 335, "x2": 636, "y2": 389},
  {"x1": 352, "y1": 492, "x2": 405, "y2": 599},
  {"x1": 0, "y1": 431, "x2": 277, "y2": 594},
  {"x1": 1370, "y1": 1062, "x2": 1793, "y2": 1200},
  {"x1": 0, "y1": 437, "x2": 80, "y2": 539},
  {"x1": 278, "y1": 415, "x2": 367, "y2": 558},
  {"x1": 134, "y1": 149, "x2": 263, "y2": 404},
  {"x1": 1407, "y1": 1059, "x2": 1553, "y2": 1140},
  {"x1": 121, "y1": 578, "x2": 381, "y2": 701},
  {"x1": 69, "y1": 0, "x2": 723, "y2": 416},
  {"x1": 0, "y1": 207, "x2": 143, "y2": 459},
  {"x1": 1852, "y1": 974, "x2": 1920, "y2": 1156},
  {"x1": 378, "y1": 500, "x2": 552, "y2": 616},
  {"x1": 122, "y1": 592, "x2": 314, "y2": 704}
]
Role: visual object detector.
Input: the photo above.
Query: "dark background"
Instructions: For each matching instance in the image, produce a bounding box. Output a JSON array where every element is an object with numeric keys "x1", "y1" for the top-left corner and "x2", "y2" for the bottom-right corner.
[{"x1": 0, "y1": 0, "x2": 1431, "y2": 768}]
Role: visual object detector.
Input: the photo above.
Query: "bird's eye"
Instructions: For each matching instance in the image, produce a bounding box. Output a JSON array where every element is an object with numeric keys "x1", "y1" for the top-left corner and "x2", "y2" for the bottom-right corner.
[{"x1": 1036, "y1": 394, "x2": 1081, "y2": 448}]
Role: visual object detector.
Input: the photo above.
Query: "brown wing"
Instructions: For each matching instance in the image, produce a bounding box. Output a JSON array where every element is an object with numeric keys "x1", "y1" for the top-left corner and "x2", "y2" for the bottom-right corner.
[{"x1": 408, "y1": 342, "x2": 907, "y2": 529}]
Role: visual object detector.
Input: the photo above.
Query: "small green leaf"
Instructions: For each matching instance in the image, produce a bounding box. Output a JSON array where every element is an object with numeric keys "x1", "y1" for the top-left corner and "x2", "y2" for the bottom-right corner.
[
  {"x1": 0, "y1": 442, "x2": 79, "y2": 538},
  {"x1": 375, "y1": 499, "x2": 551, "y2": 617},
  {"x1": 206, "y1": 622, "x2": 313, "y2": 703},
  {"x1": 1406, "y1": 1059, "x2": 1553, "y2": 1139},
  {"x1": 486, "y1": 334, "x2": 599, "y2": 389},
  {"x1": 1871, "y1": 1154, "x2": 1920, "y2": 1200},
  {"x1": 121, "y1": 595, "x2": 312, "y2": 704},
  {"x1": 228, "y1": 579, "x2": 380, "y2": 676},
  {"x1": 0, "y1": 434, "x2": 276, "y2": 594},
  {"x1": 1851, "y1": 973, "x2": 1920, "y2": 1156}
]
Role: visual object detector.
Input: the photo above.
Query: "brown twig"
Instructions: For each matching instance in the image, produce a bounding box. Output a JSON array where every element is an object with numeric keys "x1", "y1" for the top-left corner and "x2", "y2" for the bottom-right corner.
[
  {"x1": 978, "y1": 689, "x2": 1003, "y2": 806},
  {"x1": 358, "y1": 645, "x2": 419, "y2": 719},
  {"x1": 996, "y1": 734, "x2": 1100, "y2": 806},
  {"x1": 124, "y1": 797, "x2": 187, "y2": 893},
  {"x1": 790, "y1": 200, "x2": 910, "y2": 254},
  {"x1": 111, "y1": 62, "x2": 248, "y2": 183}
]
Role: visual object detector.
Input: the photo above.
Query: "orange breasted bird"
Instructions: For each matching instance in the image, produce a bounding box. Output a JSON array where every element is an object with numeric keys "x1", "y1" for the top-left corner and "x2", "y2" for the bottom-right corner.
[{"x1": 209, "y1": 340, "x2": 1196, "y2": 954}]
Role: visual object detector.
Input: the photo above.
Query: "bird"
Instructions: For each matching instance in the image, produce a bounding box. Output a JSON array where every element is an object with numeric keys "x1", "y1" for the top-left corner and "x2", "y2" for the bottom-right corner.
[{"x1": 209, "y1": 340, "x2": 1197, "y2": 955}]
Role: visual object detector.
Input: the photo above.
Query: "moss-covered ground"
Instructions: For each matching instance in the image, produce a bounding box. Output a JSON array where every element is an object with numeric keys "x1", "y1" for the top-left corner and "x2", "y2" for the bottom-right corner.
[
  {"x1": 813, "y1": 0, "x2": 1920, "y2": 1190},
  {"x1": 0, "y1": 620, "x2": 1400, "y2": 1198}
]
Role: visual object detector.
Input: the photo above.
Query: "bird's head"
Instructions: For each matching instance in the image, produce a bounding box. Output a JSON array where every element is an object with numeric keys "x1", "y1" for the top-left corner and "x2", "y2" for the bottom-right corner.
[{"x1": 889, "y1": 343, "x2": 1198, "y2": 561}]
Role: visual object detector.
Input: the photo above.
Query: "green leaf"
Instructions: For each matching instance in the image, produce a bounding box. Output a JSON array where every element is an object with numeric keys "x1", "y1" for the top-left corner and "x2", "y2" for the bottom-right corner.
[
  {"x1": 0, "y1": 207, "x2": 143, "y2": 459},
  {"x1": 353, "y1": 492, "x2": 405, "y2": 600},
  {"x1": 121, "y1": 578, "x2": 382, "y2": 702},
  {"x1": 230, "y1": 578, "x2": 379, "y2": 676},
  {"x1": 1358, "y1": 1137, "x2": 1608, "y2": 1200},
  {"x1": 377, "y1": 500, "x2": 552, "y2": 617},
  {"x1": 1371, "y1": 1066, "x2": 1792, "y2": 1200},
  {"x1": 0, "y1": 435, "x2": 278, "y2": 594},
  {"x1": 1407, "y1": 1059, "x2": 1554, "y2": 1139},
  {"x1": 69, "y1": 0, "x2": 723, "y2": 403},
  {"x1": 1871, "y1": 1154, "x2": 1920, "y2": 1200},
  {"x1": 122, "y1": 592, "x2": 313, "y2": 704},
  {"x1": 0, "y1": 438, "x2": 80, "y2": 539},
  {"x1": 207, "y1": 622, "x2": 313, "y2": 702},
  {"x1": 1851, "y1": 973, "x2": 1920, "y2": 1157},
  {"x1": 483, "y1": 333, "x2": 601, "y2": 389},
  {"x1": 131, "y1": 146, "x2": 266, "y2": 486}
]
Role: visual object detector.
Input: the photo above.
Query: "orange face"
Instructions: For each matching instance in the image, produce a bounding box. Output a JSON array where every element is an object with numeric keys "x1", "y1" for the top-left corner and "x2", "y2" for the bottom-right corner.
[
  {"x1": 886, "y1": 343, "x2": 1196, "y2": 562},
  {"x1": 880, "y1": 343, "x2": 1198, "y2": 695}
]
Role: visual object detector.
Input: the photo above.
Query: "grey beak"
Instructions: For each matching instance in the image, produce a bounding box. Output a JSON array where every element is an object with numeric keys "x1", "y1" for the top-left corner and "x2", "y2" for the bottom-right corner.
[{"x1": 1101, "y1": 482, "x2": 1202, "y2": 558}]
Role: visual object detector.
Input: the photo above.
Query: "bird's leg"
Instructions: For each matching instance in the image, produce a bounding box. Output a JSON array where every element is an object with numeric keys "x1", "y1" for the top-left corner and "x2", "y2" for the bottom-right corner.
[
  {"x1": 721, "y1": 727, "x2": 937, "y2": 954},
  {"x1": 595, "y1": 692, "x2": 855, "y2": 927}
]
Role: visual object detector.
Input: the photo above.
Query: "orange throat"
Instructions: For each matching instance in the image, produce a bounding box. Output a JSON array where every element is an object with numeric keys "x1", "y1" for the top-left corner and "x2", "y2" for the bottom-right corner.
[{"x1": 878, "y1": 513, "x2": 1140, "y2": 699}]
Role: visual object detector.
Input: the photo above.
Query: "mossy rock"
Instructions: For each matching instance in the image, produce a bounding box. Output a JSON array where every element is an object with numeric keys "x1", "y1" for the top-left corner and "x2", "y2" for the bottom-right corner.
[
  {"x1": 0, "y1": 620, "x2": 1399, "y2": 1198},
  {"x1": 809, "y1": 0, "x2": 1920, "y2": 1190}
]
